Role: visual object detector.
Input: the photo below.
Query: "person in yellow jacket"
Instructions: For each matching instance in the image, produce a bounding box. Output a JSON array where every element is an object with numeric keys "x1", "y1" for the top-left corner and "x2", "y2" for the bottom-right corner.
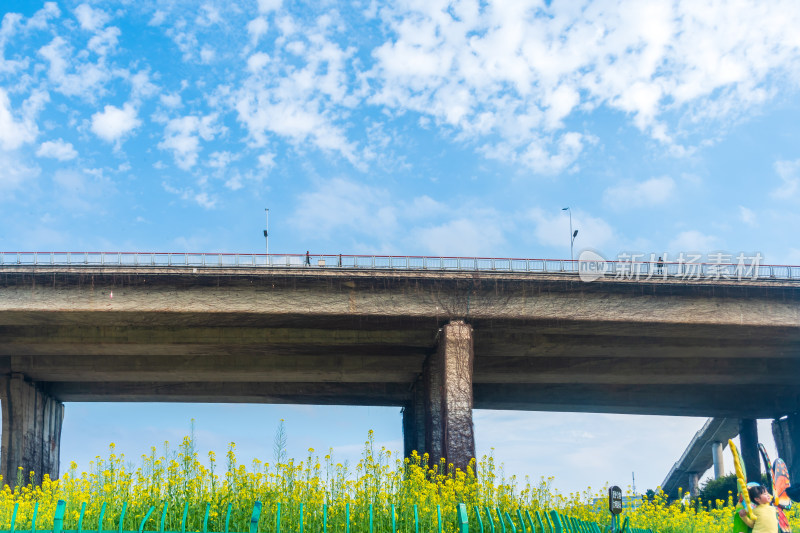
[{"x1": 739, "y1": 484, "x2": 779, "y2": 533}]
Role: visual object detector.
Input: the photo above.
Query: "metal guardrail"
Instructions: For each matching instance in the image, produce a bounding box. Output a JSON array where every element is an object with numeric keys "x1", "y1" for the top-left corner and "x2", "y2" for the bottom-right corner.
[
  {"x1": 0, "y1": 500, "x2": 641, "y2": 533},
  {"x1": 1, "y1": 252, "x2": 798, "y2": 281}
]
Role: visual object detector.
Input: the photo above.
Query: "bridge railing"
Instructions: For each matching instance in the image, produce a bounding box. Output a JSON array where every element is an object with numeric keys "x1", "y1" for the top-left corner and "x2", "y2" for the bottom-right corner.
[{"x1": 1, "y1": 252, "x2": 798, "y2": 281}]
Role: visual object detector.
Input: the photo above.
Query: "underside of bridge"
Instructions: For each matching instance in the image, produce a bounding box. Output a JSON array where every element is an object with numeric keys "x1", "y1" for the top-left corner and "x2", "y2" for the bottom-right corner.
[{"x1": 1, "y1": 267, "x2": 799, "y2": 485}]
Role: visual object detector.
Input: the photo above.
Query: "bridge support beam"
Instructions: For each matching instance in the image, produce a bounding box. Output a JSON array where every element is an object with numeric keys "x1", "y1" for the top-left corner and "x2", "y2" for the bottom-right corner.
[
  {"x1": 773, "y1": 415, "x2": 800, "y2": 483},
  {"x1": 739, "y1": 419, "x2": 760, "y2": 483},
  {"x1": 0, "y1": 374, "x2": 64, "y2": 486},
  {"x1": 403, "y1": 320, "x2": 475, "y2": 472},
  {"x1": 711, "y1": 441, "x2": 725, "y2": 479}
]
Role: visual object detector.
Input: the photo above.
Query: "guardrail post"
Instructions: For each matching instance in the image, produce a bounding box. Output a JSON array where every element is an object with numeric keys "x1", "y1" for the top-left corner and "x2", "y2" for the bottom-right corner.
[
  {"x1": 495, "y1": 509, "x2": 505, "y2": 533},
  {"x1": 250, "y1": 501, "x2": 263, "y2": 533},
  {"x1": 97, "y1": 502, "x2": 106, "y2": 533},
  {"x1": 181, "y1": 502, "x2": 189, "y2": 533},
  {"x1": 139, "y1": 507, "x2": 156, "y2": 533},
  {"x1": 78, "y1": 502, "x2": 86, "y2": 533},
  {"x1": 456, "y1": 504, "x2": 469, "y2": 533},
  {"x1": 548, "y1": 511, "x2": 563, "y2": 533},
  {"x1": 484, "y1": 507, "x2": 495, "y2": 533},
  {"x1": 53, "y1": 500, "x2": 66, "y2": 533},
  {"x1": 10, "y1": 502, "x2": 18, "y2": 533},
  {"x1": 474, "y1": 505, "x2": 484, "y2": 533},
  {"x1": 202, "y1": 503, "x2": 211, "y2": 533},
  {"x1": 31, "y1": 502, "x2": 38, "y2": 533},
  {"x1": 118, "y1": 502, "x2": 127, "y2": 533}
]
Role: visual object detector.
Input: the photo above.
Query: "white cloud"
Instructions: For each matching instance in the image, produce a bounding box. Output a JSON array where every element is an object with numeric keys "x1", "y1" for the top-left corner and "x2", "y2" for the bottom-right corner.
[
  {"x1": 38, "y1": 36, "x2": 112, "y2": 99},
  {"x1": 158, "y1": 114, "x2": 221, "y2": 170},
  {"x1": 528, "y1": 208, "x2": 615, "y2": 252},
  {"x1": 257, "y1": 0, "x2": 282, "y2": 13},
  {"x1": 738, "y1": 206, "x2": 756, "y2": 226},
  {"x1": 367, "y1": 1, "x2": 800, "y2": 170},
  {"x1": 0, "y1": 88, "x2": 38, "y2": 150},
  {"x1": 90, "y1": 102, "x2": 141, "y2": 143},
  {"x1": 199, "y1": 46, "x2": 215, "y2": 63},
  {"x1": 148, "y1": 10, "x2": 166, "y2": 26},
  {"x1": 52, "y1": 168, "x2": 112, "y2": 211},
  {"x1": 36, "y1": 139, "x2": 78, "y2": 161},
  {"x1": 294, "y1": 178, "x2": 397, "y2": 240},
  {"x1": 26, "y1": 2, "x2": 60, "y2": 31},
  {"x1": 0, "y1": 150, "x2": 39, "y2": 195},
  {"x1": 160, "y1": 92, "x2": 182, "y2": 108},
  {"x1": 247, "y1": 17, "x2": 269, "y2": 46},
  {"x1": 772, "y1": 159, "x2": 800, "y2": 199},
  {"x1": 129, "y1": 70, "x2": 159, "y2": 100},
  {"x1": 410, "y1": 216, "x2": 506, "y2": 257},
  {"x1": 234, "y1": 14, "x2": 360, "y2": 165},
  {"x1": 603, "y1": 176, "x2": 676, "y2": 210},
  {"x1": 668, "y1": 230, "x2": 717, "y2": 253},
  {"x1": 74, "y1": 4, "x2": 110, "y2": 32},
  {"x1": 258, "y1": 152, "x2": 275, "y2": 170},
  {"x1": 87, "y1": 26, "x2": 120, "y2": 56}
]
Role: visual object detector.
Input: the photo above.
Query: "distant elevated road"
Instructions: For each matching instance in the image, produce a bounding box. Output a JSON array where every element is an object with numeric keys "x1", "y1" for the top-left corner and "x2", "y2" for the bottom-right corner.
[{"x1": 661, "y1": 418, "x2": 739, "y2": 498}]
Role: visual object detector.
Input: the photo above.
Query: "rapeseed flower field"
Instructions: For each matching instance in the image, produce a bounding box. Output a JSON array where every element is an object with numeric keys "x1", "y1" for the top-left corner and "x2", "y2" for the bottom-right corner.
[{"x1": 0, "y1": 431, "x2": 798, "y2": 533}]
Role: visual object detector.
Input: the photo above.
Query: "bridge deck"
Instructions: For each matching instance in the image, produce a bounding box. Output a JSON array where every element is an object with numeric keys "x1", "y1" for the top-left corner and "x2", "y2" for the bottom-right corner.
[{"x1": 1, "y1": 266, "x2": 799, "y2": 418}]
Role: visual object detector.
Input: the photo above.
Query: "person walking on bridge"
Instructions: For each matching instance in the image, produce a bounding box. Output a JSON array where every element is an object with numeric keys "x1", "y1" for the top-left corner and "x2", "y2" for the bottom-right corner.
[{"x1": 305, "y1": 251, "x2": 311, "y2": 266}]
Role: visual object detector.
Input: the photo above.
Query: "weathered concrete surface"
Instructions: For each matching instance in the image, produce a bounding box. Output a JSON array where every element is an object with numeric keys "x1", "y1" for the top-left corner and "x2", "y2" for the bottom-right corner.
[
  {"x1": 0, "y1": 374, "x2": 63, "y2": 485},
  {"x1": 661, "y1": 418, "x2": 739, "y2": 497},
  {"x1": 422, "y1": 321, "x2": 475, "y2": 471},
  {"x1": 0, "y1": 268, "x2": 799, "y2": 418}
]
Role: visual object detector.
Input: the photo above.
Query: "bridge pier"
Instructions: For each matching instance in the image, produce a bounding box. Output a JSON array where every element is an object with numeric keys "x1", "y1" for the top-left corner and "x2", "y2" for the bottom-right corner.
[
  {"x1": 0, "y1": 373, "x2": 63, "y2": 486},
  {"x1": 773, "y1": 415, "x2": 800, "y2": 483},
  {"x1": 403, "y1": 320, "x2": 475, "y2": 472},
  {"x1": 739, "y1": 419, "x2": 760, "y2": 483},
  {"x1": 711, "y1": 441, "x2": 725, "y2": 478}
]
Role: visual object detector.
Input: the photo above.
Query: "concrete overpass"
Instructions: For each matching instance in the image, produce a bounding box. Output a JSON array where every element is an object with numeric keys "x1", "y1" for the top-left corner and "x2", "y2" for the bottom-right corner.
[
  {"x1": 661, "y1": 418, "x2": 738, "y2": 497},
  {"x1": 1, "y1": 253, "x2": 800, "y2": 486}
]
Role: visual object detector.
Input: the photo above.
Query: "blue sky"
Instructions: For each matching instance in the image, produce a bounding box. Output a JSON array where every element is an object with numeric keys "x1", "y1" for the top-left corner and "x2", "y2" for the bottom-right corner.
[{"x1": 2, "y1": 0, "x2": 798, "y2": 495}]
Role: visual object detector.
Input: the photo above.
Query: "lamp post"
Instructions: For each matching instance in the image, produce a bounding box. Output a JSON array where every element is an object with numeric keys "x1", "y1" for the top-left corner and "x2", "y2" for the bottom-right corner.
[
  {"x1": 264, "y1": 208, "x2": 269, "y2": 256},
  {"x1": 561, "y1": 207, "x2": 579, "y2": 262}
]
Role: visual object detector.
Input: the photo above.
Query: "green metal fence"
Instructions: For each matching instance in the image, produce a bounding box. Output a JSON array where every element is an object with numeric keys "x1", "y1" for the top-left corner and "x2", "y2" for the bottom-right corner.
[{"x1": 0, "y1": 501, "x2": 652, "y2": 533}]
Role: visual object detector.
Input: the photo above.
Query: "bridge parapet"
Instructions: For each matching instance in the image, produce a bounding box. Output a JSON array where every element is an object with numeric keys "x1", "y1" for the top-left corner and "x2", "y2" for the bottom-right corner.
[{"x1": 2, "y1": 252, "x2": 800, "y2": 282}]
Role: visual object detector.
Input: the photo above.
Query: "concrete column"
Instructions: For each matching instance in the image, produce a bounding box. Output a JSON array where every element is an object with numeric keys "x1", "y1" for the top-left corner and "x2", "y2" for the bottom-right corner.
[
  {"x1": 773, "y1": 415, "x2": 800, "y2": 482},
  {"x1": 422, "y1": 320, "x2": 475, "y2": 472},
  {"x1": 688, "y1": 472, "x2": 701, "y2": 498},
  {"x1": 1, "y1": 374, "x2": 64, "y2": 486},
  {"x1": 739, "y1": 419, "x2": 761, "y2": 483},
  {"x1": 711, "y1": 441, "x2": 725, "y2": 479},
  {"x1": 402, "y1": 376, "x2": 426, "y2": 461}
]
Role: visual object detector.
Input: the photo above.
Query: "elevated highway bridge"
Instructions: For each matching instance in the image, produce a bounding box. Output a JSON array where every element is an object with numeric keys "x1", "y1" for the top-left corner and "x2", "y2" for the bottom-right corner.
[{"x1": 1, "y1": 252, "x2": 799, "y2": 488}]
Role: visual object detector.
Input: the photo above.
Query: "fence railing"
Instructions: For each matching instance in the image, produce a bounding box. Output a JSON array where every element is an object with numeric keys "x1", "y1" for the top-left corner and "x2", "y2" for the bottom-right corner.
[
  {"x1": 0, "y1": 501, "x2": 650, "y2": 533},
  {"x1": 1, "y1": 252, "x2": 796, "y2": 282}
]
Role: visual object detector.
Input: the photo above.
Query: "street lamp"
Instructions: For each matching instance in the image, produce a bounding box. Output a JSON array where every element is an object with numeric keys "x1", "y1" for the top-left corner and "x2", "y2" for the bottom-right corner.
[
  {"x1": 561, "y1": 207, "x2": 579, "y2": 262},
  {"x1": 264, "y1": 209, "x2": 269, "y2": 261}
]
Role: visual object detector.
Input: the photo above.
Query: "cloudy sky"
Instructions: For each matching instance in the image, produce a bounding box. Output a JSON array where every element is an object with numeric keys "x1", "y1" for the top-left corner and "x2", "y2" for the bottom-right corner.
[{"x1": 2, "y1": 0, "x2": 799, "y2": 494}]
